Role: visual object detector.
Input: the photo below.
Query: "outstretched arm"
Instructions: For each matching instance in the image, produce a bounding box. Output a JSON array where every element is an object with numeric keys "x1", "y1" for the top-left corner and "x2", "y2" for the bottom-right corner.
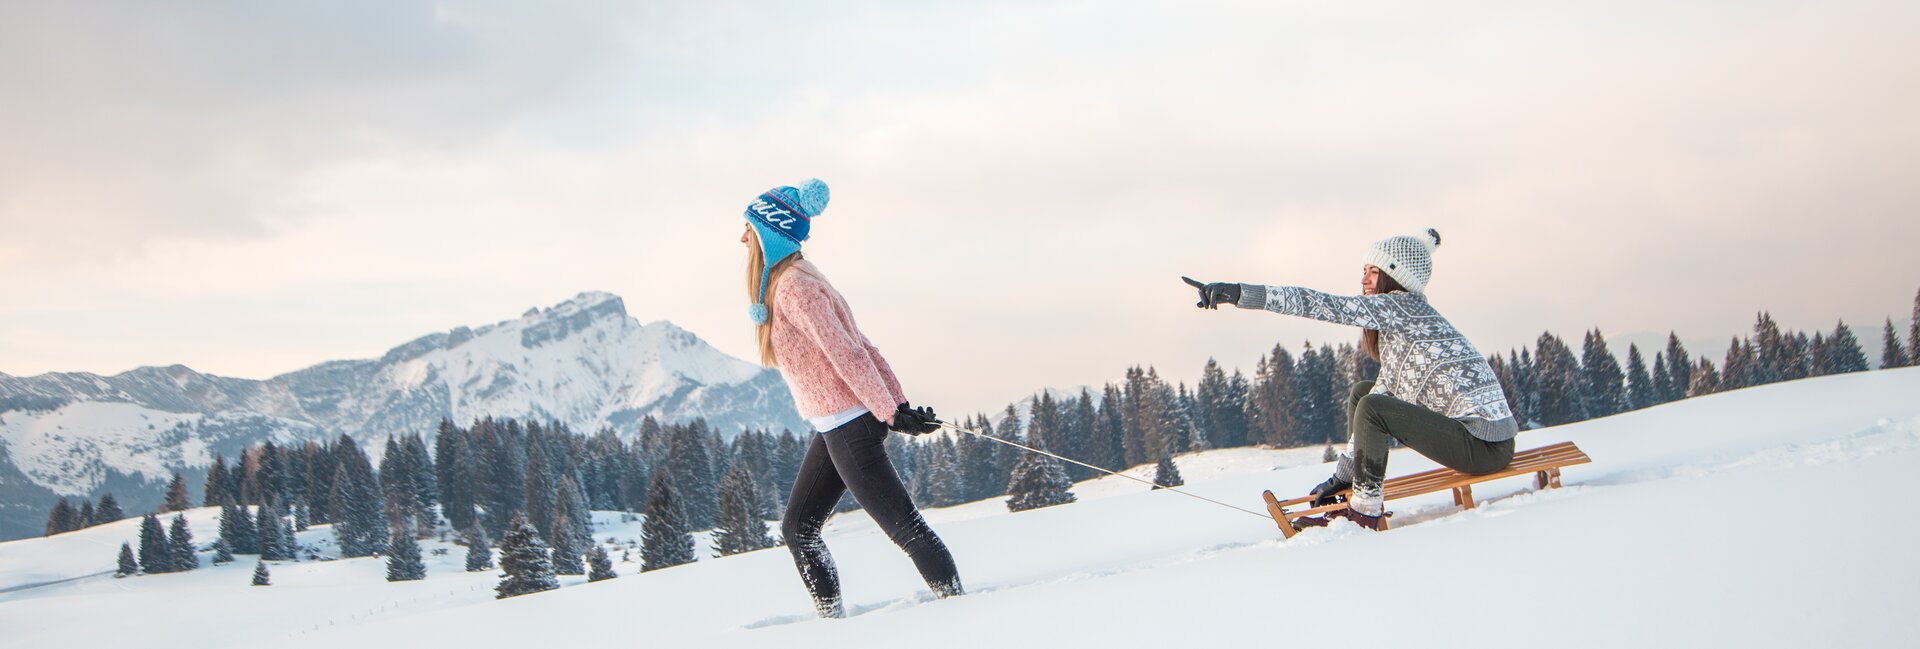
[{"x1": 1234, "y1": 284, "x2": 1415, "y2": 332}]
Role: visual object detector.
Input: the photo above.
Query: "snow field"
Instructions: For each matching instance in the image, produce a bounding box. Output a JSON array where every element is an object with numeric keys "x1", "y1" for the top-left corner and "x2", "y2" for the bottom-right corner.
[{"x1": 2, "y1": 367, "x2": 1917, "y2": 648}]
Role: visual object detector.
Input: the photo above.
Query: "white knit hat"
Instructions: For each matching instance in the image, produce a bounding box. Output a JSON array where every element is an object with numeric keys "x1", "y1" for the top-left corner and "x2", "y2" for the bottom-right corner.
[{"x1": 1361, "y1": 228, "x2": 1442, "y2": 294}]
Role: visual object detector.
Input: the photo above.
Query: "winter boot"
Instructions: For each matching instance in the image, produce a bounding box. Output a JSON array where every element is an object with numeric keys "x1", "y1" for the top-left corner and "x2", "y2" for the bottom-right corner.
[
  {"x1": 929, "y1": 575, "x2": 964, "y2": 599},
  {"x1": 814, "y1": 596, "x2": 846, "y2": 619},
  {"x1": 1308, "y1": 475, "x2": 1351, "y2": 508},
  {"x1": 1334, "y1": 508, "x2": 1389, "y2": 531}
]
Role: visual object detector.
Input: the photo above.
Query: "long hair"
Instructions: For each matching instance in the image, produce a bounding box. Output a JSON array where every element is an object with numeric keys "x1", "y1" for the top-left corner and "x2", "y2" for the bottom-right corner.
[
  {"x1": 745, "y1": 228, "x2": 802, "y2": 367},
  {"x1": 1361, "y1": 271, "x2": 1408, "y2": 361}
]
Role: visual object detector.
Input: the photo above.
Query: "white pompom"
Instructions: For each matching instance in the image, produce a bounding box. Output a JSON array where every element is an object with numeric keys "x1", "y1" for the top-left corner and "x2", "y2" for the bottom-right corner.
[{"x1": 1424, "y1": 228, "x2": 1442, "y2": 248}]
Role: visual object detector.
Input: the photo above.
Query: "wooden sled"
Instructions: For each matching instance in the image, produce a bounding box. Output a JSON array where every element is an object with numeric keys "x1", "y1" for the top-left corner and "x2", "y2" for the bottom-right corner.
[{"x1": 1261, "y1": 441, "x2": 1591, "y2": 538}]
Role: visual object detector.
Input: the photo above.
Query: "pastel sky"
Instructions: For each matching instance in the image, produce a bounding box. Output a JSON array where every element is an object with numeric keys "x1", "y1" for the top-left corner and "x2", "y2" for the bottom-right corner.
[{"x1": 3, "y1": 1, "x2": 1916, "y2": 417}]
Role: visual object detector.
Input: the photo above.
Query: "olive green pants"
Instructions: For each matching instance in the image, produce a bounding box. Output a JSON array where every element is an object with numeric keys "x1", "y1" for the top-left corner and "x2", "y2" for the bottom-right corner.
[{"x1": 1338, "y1": 381, "x2": 1514, "y2": 514}]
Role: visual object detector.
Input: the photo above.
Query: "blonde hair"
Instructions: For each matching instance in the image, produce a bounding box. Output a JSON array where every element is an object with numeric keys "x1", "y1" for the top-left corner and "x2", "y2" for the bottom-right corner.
[{"x1": 745, "y1": 227, "x2": 802, "y2": 367}]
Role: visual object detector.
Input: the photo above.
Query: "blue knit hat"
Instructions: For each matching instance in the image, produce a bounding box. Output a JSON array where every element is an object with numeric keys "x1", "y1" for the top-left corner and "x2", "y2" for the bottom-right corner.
[{"x1": 744, "y1": 178, "x2": 831, "y2": 324}]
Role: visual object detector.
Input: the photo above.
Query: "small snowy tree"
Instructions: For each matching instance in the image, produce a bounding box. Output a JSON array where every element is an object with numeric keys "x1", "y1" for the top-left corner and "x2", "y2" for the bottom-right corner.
[
  {"x1": 1830, "y1": 321, "x2": 1870, "y2": 374},
  {"x1": 712, "y1": 463, "x2": 775, "y2": 557},
  {"x1": 44, "y1": 498, "x2": 79, "y2": 536},
  {"x1": 495, "y1": 514, "x2": 559, "y2": 599},
  {"x1": 257, "y1": 501, "x2": 289, "y2": 561},
  {"x1": 386, "y1": 525, "x2": 426, "y2": 582},
  {"x1": 550, "y1": 509, "x2": 586, "y2": 576},
  {"x1": 1883, "y1": 319, "x2": 1909, "y2": 369},
  {"x1": 162, "y1": 473, "x2": 192, "y2": 512},
  {"x1": 95, "y1": 493, "x2": 125, "y2": 524},
  {"x1": 587, "y1": 544, "x2": 617, "y2": 583},
  {"x1": 212, "y1": 539, "x2": 235, "y2": 565},
  {"x1": 1006, "y1": 453, "x2": 1076, "y2": 512},
  {"x1": 251, "y1": 561, "x2": 271, "y2": 586},
  {"x1": 168, "y1": 514, "x2": 198, "y2": 572},
  {"x1": 640, "y1": 472, "x2": 696, "y2": 572},
  {"x1": 464, "y1": 525, "x2": 494, "y2": 572},
  {"x1": 1151, "y1": 456, "x2": 1184, "y2": 489},
  {"x1": 116, "y1": 542, "x2": 139, "y2": 577},
  {"x1": 138, "y1": 514, "x2": 170, "y2": 574}
]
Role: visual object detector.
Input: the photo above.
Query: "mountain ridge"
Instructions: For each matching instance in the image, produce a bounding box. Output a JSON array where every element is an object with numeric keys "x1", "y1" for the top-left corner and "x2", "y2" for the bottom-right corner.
[{"x1": 0, "y1": 291, "x2": 805, "y2": 540}]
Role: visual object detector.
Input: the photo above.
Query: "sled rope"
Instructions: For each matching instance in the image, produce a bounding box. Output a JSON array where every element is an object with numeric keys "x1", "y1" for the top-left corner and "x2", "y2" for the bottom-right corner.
[{"x1": 937, "y1": 423, "x2": 1271, "y2": 520}]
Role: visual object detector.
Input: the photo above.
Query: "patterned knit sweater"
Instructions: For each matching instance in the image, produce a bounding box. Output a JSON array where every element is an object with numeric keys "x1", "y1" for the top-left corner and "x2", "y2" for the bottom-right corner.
[
  {"x1": 770, "y1": 260, "x2": 907, "y2": 426},
  {"x1": 1238, "y1": 284, "x2": 1518, "y2": 442}
]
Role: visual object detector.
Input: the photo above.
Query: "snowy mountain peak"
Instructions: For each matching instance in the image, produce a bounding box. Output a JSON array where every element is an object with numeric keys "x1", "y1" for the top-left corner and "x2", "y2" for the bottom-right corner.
[{"x1": 0, "y1": 292, "x2": 805, "y2": 540}]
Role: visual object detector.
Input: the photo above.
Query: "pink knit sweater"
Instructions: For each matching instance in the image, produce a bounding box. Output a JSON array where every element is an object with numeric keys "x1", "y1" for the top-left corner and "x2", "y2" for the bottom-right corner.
[{"x1": 770, "y1": 260, "x2": 907, "y2": 426}]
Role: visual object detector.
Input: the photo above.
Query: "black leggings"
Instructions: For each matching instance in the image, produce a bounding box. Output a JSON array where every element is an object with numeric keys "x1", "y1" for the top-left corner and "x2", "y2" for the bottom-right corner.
[
  {"x1": 1337, "y1": 381, "x2": 1514, "y2": 515},
  {"x1": 782, "y1": 414, "x2": 961, "y2": 616}
]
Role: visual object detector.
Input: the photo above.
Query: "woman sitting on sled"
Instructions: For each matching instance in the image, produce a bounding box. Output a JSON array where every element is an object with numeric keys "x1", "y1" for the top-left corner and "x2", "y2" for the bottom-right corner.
[{"x1": 1185, "y1": 229, "x2": 1517, "y2": 529}]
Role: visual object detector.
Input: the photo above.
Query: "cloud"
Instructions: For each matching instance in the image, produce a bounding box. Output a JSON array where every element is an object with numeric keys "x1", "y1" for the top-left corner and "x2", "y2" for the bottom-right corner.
[
  {"x1": 2, "y1": 0, "x2": 1916, "y2": 416},
  {"x1": 0, "y1": 1, "x2": 637, "y2": 267}
]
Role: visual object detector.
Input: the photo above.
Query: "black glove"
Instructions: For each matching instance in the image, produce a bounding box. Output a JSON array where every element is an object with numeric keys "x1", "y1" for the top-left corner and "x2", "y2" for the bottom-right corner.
[
  {"x1": 890, "y1": 402, "x2": 942, "y2": 435},
  {"x1": 1308, "y1": 475, "x2": 1351, "y2": 508},
  {"x1": 1181, "y1": 276, "x2": 1240, "y2": 309}
]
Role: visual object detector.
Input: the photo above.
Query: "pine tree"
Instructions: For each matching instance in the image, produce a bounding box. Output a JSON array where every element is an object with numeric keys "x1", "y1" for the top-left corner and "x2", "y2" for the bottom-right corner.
[
  {"x1": 1810, "y1": 332, "x2": 1834, "y2": 376},
  {"x1": 435, "y1": 420, "x2": 476, "y2": 533},
  {"x1": 1883, "y1": 319, "x2": 1909, "y2": 369},
  {"x1": 1580, "y1": 329, "x2": 1627, "y2": 418},
  {"x1": 220, "y1": 503, "x2": 259, "y2": 555},
  {"x1": 496, "y1": 514, "x2": 559, "y2": 599},
  {"x1": 587, "y1": 544, "x2": 617, "y2": 583},
  {"x1": 928, "y1": 441, "x2": 963, "y2": 506},
  {"x1": 1624, "y1": 344, "x2": 1654, "y2": 411},
  {"x1": 1663, "y1": 333, "x2": 1692, "y2": 402},
  {"x1": 1689, "y1": 358, "x2": 1721, "y2": 397},
  {"x1": 163, "y1": 473, "x2": 191, "y2": 512},
  {"x1": 1534, "y1": 333, "x2": 1588, "y2": 427},
  {"x1": 78, "y1": 501, "x2": 95, "y2": 528},
  {"x1": 556, "y1": 475, "x2": 591, "y2": 555},
  {"x1": 95, "y1": 493, "x2": 124, "y2": 524},
  {"x1": 204, "y1": 454, "x2": 233, "y2": 507},
  {"x1": 1721, "y1": 338, "x2": 1754, "y2": 390},
  {"x1": 521, "y1": 440, "x2": 558, "y2": 542},
  {"x1": 386, "y1": 524, "x2": 427, "y2": 581},
  {"x1": 1249, "y1": 346, "x2": 1298, "y2": 447},
  {"x1": 1829, "y1": 321, "x2": 1870, "y2": 374},
  {"x1": 212, "y1": 538, "x2": 234, "y2": 565},
  {"x1": 550, "y1": 507, "x2": 586, "y2": 576},
  {"x1": 44, "y1": 498, "x2": 78, "y2": 536},
  {"x1": 257, "y1": 500, "x2": 290, "y2": 561},
  {"x1": 1091, "y1": 385, "x2": 1127, "y2": 472},
  {"x1": 116, "y1": 542, "x2": 139, "y2": 577},
  {"x1": 1151, "y1": 456, "x2": 1184, "y2": 489},
  {"x1": 1005, "y1": 453, "x2": 1076, "y2": 512},
  {"x1": 640, "y1": 472, "x2": 696, "y2": 572},
  {"x1": 1513, "y1": 349, "x2": 1541, "y2": 426},
  {"x1": 404, "y1": 433, "x2": 438, "y2": 523},
  {"x1": 251, "y1": 561, "x2": 271, "y2": 586},
  {"x1": 1650, "y1": 351, "x2": 1673, "y2": 406},
  {"x1": 1782, "y1": 332, "x2": 1811, "y2": 381},
  {"x1": 464, "y1": 525, "x2": 495, "y2": 572},
  {"x1": 1753, "y1": 312, "x2": 1785, "y2": 386},
  {"x1": 666, "y1": 423, "x2": 720, "y2": 530},
  {"x1": 168, "y1": 514, "x2": 198, "y2": 571},
  {"x1": 1910, "y1": 288, "x2": 1920, "y2": 367},
  {"x1": 329, "y1": 436, "x2": 386, "y2": 558},
  {"x1": 712, "y1": 462, "x2": 776, "y2": 557}
]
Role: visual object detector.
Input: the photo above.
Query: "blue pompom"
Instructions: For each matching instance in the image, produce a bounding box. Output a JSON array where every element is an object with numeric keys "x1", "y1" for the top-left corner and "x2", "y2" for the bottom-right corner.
[
  {"x1": 748, "y1": 303, "x2": 770, "y2": 325},
  {"x1": 796, "y1": 178, "x2": 830, "y2": 218}
]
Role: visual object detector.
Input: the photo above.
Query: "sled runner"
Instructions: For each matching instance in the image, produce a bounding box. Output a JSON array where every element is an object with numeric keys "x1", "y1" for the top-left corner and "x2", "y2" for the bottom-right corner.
[{"x1": 1261, "y1": 441, "x2": 1591, "y2": 538}]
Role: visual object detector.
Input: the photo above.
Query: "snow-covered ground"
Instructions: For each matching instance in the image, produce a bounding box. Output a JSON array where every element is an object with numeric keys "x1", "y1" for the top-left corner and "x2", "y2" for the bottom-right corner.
[{"x1": 4, "y1": 368, "x2": 1918, "y2": 648}]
